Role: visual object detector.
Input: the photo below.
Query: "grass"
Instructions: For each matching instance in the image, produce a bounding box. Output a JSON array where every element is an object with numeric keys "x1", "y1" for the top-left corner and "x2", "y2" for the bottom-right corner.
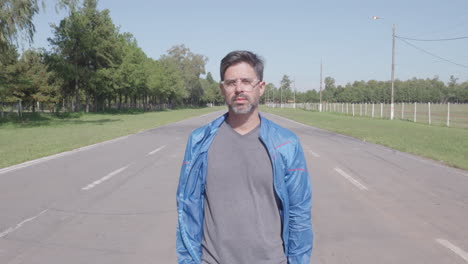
[
  {"x1": 261, "y1": 107, "x2": 468, "y2": 171},
  {"x1": 0, "y1": 107, "x2": 224, "y2": 168}
]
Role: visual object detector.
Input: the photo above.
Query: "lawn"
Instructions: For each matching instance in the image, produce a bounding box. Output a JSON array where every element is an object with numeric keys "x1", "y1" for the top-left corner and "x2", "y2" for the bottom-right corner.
[
  {"x1": 261, "y1": 107, "x2": 468, "y2": 171},
  {"x1": 0, "y1": 107, "x2": 223, "y2": 168}
]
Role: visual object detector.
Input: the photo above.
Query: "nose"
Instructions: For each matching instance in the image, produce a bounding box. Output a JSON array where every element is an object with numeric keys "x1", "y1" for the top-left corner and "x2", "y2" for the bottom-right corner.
[{"x1": 234, "y1": 81, "x2": 245, "y2": 93}]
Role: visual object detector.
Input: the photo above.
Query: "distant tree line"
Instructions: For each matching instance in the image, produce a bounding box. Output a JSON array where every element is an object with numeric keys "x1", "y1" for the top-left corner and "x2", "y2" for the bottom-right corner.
[
  {"x1": 1, "y1": 0, "x2": 467, "y2": 116},
  {"x1": 264, "y1": 75, "x2": 468, "y2": 104}
]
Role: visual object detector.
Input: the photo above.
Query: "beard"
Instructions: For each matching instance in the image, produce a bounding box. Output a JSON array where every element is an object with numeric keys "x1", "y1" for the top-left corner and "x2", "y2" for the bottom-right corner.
[{"x1": 227, "y1": 94, "x2": 259, "y2": 114}]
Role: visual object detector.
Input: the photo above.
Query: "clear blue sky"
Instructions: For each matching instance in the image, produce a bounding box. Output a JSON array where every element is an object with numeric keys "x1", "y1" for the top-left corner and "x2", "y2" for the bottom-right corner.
[{"x1": 31, "y1": 0, "x2": 468, "y2": 92}]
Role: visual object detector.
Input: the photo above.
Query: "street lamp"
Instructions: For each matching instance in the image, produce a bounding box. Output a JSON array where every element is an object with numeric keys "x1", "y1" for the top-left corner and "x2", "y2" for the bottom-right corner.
[{"x1": 374, "y1": 16, "x2": 395, "y2": 120}]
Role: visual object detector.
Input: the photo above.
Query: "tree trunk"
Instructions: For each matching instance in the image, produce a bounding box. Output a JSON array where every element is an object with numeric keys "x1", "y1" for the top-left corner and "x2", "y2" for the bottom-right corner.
[
  {"x1": 85, "y1": 90, "x2": 90, "y2": 113},
  {"x1": 75, "y1": 76, "x2": 80, "y2": 112},
  {"x1": 18, "y1": 100, "x2": 23, "y2": 117}
]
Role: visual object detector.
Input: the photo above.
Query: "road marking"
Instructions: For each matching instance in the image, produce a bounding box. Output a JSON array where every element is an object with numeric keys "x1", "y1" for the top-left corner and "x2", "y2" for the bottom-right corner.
[
  {"x1": 436, "y1": 239, "x2": 468, "y2": 262},
  {"x1": 0, "y1": 209, "x2": 48, "y2": 238},
  {"x1": 334, "y1": 168, "x2": 368, "y2": 191},
  {"x1": 0, "y1": 136, "x2": 129, "y2": 175},
  {"x1": 82, "y1": 166, "x2": 128, "y2": 191},
  {"x1": 308, "y1": 150, "x2": 320, "y2": 158},
  {"x1": 266, "y1": 112, "x2": 468, "y2": 178},
  {"x1": 147, "y1": 145, "x2": 166, "y2": 156}
]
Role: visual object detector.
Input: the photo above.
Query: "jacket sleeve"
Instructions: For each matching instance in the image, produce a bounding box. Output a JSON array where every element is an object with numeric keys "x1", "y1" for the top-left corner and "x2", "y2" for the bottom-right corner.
[
  {"x1": 285, "y1": 139, "x2": 313, "y2": 264},
  {"x1": 176, "y1": 134, "x2": 197, "y2": 264}
]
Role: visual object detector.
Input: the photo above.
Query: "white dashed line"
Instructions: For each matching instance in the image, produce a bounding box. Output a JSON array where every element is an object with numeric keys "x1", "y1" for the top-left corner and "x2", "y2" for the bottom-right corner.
[
  {"x1": 147, "y1": 145, "x2": 166, "y2": 156},
  {"x1": 82, "y1": 166, "x2": 128, "y2": 191},
  {"x1": 436, "y1": 239, "x2": 468, "y2": 262},
  {"x1": 334, "y1": 168, "x2": 368, "y2": 191},
  {"x1": 0, "y1": 209, "x2": 48, "y2": 238},
  {"x1": 308, "y1": 150, "x2": 320, "y2": 158}
]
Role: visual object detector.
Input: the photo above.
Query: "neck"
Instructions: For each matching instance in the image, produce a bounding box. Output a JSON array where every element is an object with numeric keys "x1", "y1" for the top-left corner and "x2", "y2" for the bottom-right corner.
[{"x1": 226, "y1": 108, "x2": 261, "y2": 135}]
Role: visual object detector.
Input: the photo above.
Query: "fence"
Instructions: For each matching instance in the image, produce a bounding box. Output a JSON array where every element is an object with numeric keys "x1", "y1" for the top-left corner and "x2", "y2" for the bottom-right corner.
[{"x1": 266, "y1": 102, "x2": 468, "y2": 129}]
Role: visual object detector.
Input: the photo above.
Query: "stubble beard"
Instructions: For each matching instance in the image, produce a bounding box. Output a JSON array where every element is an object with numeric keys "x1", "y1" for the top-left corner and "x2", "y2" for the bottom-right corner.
[{"x1": 227, "y1": 94, "x2": 259, "y2": 115}]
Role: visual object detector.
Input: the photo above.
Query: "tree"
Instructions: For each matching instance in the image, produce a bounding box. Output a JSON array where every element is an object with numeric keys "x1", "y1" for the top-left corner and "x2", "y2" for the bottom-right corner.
[
  {"x1": 16, "y1": 49, "x2": 54, "y2": 112},
  {"x1": 161, "y1": 44, "x2": 208, "y2": 105},
  {"x1": 323, "y1": 76, "x2": 336, "y2": 102},
  {"x1": 279, "y1": 75, "x2": 292, "y2": 103},
  {"x1": 0, "y1": 0, "x2": 41, "y2": 52},
  {"x1": 201, "y1": 72, "x2": 222, "y2": 106},
  {"x1": 48, "y1": 0, "x2": 121, "y2": 112},
  {"x1": 264, "y1": 83, "x2": 277, "y2": 103}
]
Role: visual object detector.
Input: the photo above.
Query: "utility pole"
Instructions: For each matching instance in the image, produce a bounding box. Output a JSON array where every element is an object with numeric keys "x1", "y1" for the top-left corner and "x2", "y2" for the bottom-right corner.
[
  {"x1": 319, "y1": 58, "x2": 323, "y2": 112},
  {"x1": 280, "y1": 81, "x2": 283, "y2": 108},
  {"x1": 293, "y1": 78, "x2": 296, "y2": 109},
  {"x1": 391, "y1": 24, "x2": 395, "y2": 120}
]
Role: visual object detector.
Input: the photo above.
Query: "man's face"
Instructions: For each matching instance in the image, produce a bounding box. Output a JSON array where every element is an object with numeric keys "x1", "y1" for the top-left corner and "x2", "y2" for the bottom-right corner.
[{"x1": 221, "y1": 62, "x2": 265, "y2": 115}]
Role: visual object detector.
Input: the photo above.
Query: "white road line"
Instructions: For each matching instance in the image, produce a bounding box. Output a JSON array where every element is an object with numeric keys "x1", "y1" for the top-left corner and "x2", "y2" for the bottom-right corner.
[
  {"x1": 82, "y1": 166, "x2": 128, "y2": 191},
  {"x1": 0, "y1": 209, "x2": 48, "y2": 238},
  {"x1": 308, "y1": 150, "x2": 320, "y2": 158},
  {"x1": 0, "y1": 110, "x2": 224, "y2": 176},
  {"x1": 436, "y1": 239, "x2": 468, "y2": 262},
  {"x1": 0, "y1": 135, "x2": 129, "y2": 175},
  {"x1": 147, "y1": 145, "x2": 166, "y2": 156},
  {"x1": 334, "y1": 168, "x2": 368, "y2": 191}
]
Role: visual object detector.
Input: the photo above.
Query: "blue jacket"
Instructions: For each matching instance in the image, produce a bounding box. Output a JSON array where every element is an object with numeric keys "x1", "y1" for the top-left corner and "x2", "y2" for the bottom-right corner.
[{"x1": 176, "y1": 113, "x2": 313, "y2": 264}]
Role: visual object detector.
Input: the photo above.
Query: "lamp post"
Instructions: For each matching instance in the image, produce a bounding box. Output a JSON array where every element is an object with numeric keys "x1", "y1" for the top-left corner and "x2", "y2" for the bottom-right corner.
[
  {"x1": 319, "y1": 58, "x2": 323, "y2": 112},
  {"x1": 293, "y1": 78, "x2": 296, "y2": 109},
  {"x1": 374, "y1": 16, "x2": 395, "y2": 120},
  {"x1": 280, "y1": 82, "x2": 283, "y2": 108},
  {"x1": 390, "y1": 23, "x2": 395, "y2": 120}
]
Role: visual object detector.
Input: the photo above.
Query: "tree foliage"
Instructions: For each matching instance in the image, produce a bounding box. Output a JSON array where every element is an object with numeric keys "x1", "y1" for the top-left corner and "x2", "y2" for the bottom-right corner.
[{"x1": 0, "y1": 0, "x2": 41, "y2": 51}]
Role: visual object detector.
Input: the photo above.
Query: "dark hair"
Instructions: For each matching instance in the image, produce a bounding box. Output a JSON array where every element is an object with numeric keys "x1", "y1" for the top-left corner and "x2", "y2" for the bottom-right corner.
[{"x1": 220, "y1": 50, "x2": 264, "y2": 81}]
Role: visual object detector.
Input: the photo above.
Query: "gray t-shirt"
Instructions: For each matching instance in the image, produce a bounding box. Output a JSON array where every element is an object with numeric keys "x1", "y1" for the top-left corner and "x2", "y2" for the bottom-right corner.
[{"x1": 201, "y1": 121, "x2": 286, "y2": 264}]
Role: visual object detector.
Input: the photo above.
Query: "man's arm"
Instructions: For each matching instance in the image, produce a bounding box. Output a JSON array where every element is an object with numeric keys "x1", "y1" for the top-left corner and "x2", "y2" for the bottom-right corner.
[
  {"x1": 285, "y1": 140, "x2": 313, "y2": 264},
  {"x1": 176, "y1": 135, "x2": 197, "y2": 264}
]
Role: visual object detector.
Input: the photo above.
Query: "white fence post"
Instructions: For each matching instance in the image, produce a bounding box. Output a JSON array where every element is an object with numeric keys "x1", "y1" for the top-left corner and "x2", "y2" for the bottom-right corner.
[
  {"x1": 414, "y1": 102, "x2": 417, "y2": 123},
  {"x1": 359, "y1": 104, "x2": 362, "y2": 116},
  {"x1": 447, "y1": 102, "x2": 450, "y2": 127},
  {"x1": 365, "y1": 103, "x2": 368, "y2": 116},
  {"x1": 372, "y1": 103, "x2": 375, "y2": 118},
  {"x1": 346, "y1": 103, "x2": 349, "y2": 114},
  {"x1": 402, "y1": 102, "x2": 405, "y2": 119},
  {"x1": 428, "y1": 102, "x2": 431, "y2": 125},
  {"x1": 380, "y1": 103, "x2": 383, "y2": 118},
  {"x1": 352, "y1": 104, "x2": 355, "y2": 116}
]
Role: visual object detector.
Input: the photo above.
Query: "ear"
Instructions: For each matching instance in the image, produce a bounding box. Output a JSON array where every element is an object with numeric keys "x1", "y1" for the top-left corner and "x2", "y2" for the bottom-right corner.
[{"x1": 258, "y1": 81, "x2": 266, "y2": 97}]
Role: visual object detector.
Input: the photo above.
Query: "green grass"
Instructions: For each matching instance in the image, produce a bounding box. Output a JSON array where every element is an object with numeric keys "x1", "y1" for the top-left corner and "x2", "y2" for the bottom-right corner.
[
  {"x1": 0, "y1": 107, "x2": 224, "y2": 168},
  {"x1": 261, "y1": 107, "x2": 468, "y2": 171}
]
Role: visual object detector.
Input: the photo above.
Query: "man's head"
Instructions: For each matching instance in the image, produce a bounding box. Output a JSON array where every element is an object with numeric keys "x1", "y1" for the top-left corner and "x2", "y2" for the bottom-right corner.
[
  {"x1": 220, "y1": 51, "x2": 265, "y2": 115},
  {"x1": 220, "y1": 51, "x2": 264, "y2": 82}
]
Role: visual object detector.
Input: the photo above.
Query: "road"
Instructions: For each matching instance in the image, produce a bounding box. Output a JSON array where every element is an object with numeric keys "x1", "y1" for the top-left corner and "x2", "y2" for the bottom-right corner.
[{"x1": 1, "y1": 110, "x2": 467, "y2": 263}]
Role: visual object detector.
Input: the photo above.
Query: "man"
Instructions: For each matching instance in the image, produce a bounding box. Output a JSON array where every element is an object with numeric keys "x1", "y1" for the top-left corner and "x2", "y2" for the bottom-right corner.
[{"x1": 176, "y1": 50, "x2": 312, "y2": 264}]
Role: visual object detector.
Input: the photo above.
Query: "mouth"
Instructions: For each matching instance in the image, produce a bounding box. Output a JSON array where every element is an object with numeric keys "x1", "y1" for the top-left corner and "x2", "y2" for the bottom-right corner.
[{"x1": 233, "y1": 96, "x2": 248, "y2": 102}]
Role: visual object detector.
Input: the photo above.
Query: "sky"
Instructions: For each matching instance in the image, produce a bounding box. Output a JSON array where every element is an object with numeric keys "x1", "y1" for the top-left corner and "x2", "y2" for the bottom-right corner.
[{"x1": 30, "y1": 0, "x2": 468, "y2": 92}]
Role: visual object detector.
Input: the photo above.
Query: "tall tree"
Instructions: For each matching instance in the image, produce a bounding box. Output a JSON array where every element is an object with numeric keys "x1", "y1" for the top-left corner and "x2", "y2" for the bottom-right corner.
[
  {"x1": 48, "y1": 0, "x2": 120, "y2": 112},
  {"x1": 161, "y1": 44, "x2": 207, "y2": 105},
  {"x1": 11, "y1": 49, "x2": 55, "y2": 112},
  {"x1": 279, "y1": 75, "x2": 292, "y2": 103},
  {"x1": 0, "y1": 0, "x2": 41, "y2": 52}
]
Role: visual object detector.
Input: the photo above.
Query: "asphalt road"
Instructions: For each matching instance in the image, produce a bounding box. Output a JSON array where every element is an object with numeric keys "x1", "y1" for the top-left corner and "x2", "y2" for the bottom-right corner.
[{"x1": 1, "y1": 110, "x2": 467, "y2": 264}]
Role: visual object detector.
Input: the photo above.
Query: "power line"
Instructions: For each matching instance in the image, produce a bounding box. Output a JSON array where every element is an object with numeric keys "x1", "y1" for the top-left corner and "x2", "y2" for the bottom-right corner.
[
  {"x1": 397, "y1": 35, "x2": 468, "y2": 41},
  {"x1": 396, "y1": 37, "x2": 468, "y2": 69}
]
